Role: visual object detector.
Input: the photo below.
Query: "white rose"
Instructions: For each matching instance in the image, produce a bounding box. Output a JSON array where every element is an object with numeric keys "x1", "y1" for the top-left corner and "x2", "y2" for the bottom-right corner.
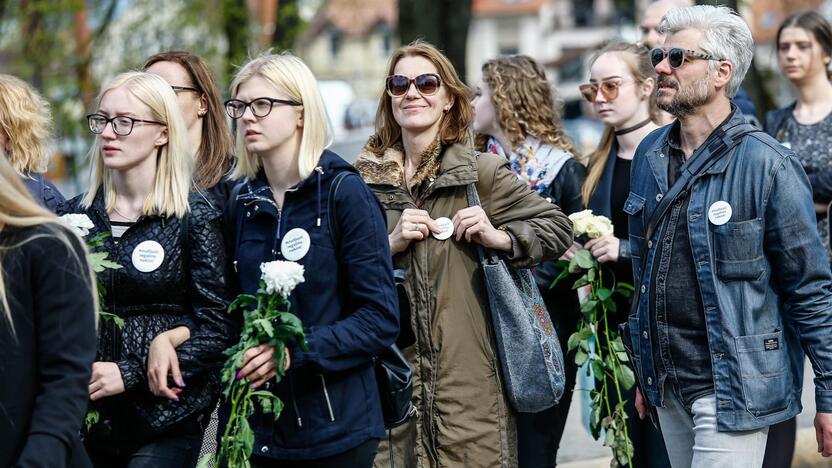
[
  {"x1": 568, "y1": 209, "x2": 595, "y2": 237},
  {"x1": 585, "y1": 215, "x2": 614, "y2": 239},
  {"x1": 260, "y1": 261, "x2": 306, "y2": 298},
  {"x1": 58, "y1": 214, "x2": 95, "y2": 237}
]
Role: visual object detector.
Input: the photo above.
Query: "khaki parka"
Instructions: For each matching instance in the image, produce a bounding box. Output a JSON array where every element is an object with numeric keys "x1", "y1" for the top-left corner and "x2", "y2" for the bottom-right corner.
[{"x1": 356, "y1": 141, "x2": 573, "y2": 468}]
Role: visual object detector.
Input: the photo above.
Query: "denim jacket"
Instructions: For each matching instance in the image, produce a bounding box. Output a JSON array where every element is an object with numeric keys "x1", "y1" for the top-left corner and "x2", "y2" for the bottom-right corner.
[{"x1": 624, "y1": 110, "x2": 832, "y2": 431}]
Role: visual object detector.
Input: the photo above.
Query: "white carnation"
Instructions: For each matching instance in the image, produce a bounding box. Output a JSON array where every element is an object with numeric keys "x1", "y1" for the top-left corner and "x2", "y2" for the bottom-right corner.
[
  {"x1": 568, "y1": 209, "x2": 595, "y2": 237},
  {"x1": 58, "y1": 213, "x2": 95, "y2": 237},
  {"x1": 260, "y1": 261, "x2": 305, "y2": 298}
]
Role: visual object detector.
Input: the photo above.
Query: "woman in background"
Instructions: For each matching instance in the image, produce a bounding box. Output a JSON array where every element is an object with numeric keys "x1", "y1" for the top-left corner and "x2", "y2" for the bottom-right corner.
[{"x1": 472, "y1": 54, "x2": 585, "y2": 468}]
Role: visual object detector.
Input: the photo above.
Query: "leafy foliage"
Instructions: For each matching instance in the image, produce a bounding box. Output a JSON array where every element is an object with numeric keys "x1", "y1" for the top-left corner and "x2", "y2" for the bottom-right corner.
[{"x1": 554, "y1": 252, "x2": 636, "y2": 467}]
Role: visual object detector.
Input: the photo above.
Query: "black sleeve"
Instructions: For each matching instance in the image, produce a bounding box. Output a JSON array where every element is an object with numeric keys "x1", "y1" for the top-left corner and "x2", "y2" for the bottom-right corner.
[
  {"x1": 15, "y1": 229, "x2": 96, "y2": 468},
  {"x1": 174, "y1": 210, "x2": 235, "y2": 378},
  {"x1": 546, "y1": 158, "x2": 587, "y2": 216},
  {"x1": 808, "y1": 170, "x2": 832, "y2": 205}
]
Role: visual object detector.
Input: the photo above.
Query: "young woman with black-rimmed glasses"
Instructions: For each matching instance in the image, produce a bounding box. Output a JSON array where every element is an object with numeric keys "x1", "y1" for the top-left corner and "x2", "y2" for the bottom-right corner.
[{"x1": 59, "y1": 71, "x2": 232, "y2": 468}]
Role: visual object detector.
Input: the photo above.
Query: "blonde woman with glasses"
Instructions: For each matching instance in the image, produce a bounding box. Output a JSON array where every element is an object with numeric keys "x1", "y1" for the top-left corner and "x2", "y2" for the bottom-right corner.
[
  {"x1": 59, "y1": 72, "x2": 231, "y2": 467},
  {"x1": 0, "y1": 74, "x2": 65, "y2": 211},
  {"x1": 0, "y1": 150, "x2": 98, "y2": 467}
]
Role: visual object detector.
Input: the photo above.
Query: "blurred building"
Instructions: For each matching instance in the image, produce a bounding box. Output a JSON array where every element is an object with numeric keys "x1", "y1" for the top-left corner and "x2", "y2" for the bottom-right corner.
[{"x1": 296, "y1": 0, "x2": 397, "y2": 100}]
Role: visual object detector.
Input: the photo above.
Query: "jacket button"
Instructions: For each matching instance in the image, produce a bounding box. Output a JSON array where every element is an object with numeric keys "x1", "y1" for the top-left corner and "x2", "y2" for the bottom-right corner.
[
  {"x1": 642, "y1": 331, "x2": 648, "y2": 339},
  {"x1": 388, "y1": 195, "x2": 394, "y2": 200},
  {"x1": 246, "y1": 211, "x2": 251, "y2": 218},
  {"x1": 261, "y1": 446, "x2": 269, "y2": 453},
  {"x1": 647, "y1": 240, "x2": 653, "y2": 249},
  {"x1": 254, "y1": 205, "x2": 259, "y2": 211},
  {"x1": 647, "y1": 377, "x2": 653, "y2": 385},
  {"x1": 641, "y1": 285, "x2": 646, "y2": 293},
  {"x1": 656, "y1": 194, "x2": 663, "y2": 202}
]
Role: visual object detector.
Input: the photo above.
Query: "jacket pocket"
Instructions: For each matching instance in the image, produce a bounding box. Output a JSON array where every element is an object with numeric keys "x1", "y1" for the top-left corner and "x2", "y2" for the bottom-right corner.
[
  {"x1": 735, "y1": 331, "x2": 792, "y2": 418},
  {"x1": 712, "y1": 219, "x2": 765, "y2": 281},
  {"x1": 623, "y1": 192, "x2": 646, "y2": 262}
]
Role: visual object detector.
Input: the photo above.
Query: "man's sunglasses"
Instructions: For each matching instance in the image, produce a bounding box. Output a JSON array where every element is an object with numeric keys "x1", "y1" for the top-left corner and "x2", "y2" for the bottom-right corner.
[
  {"x1": 385, "y1": 73, "x2": 442, "y2": 97},
  {"x1": 650, "y1": 47, "x2": 723, "y2": 69},
  {"x1": 579, "y1": 80, "x2": 632, "y2": 103}
]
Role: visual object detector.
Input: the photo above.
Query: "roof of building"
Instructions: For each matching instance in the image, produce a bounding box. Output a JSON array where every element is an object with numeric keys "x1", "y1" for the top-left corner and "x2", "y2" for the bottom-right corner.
[
  {"x1": 300, "y1": 0, "x2": 397, "y2": 43},
  {"x1": 473, "y1": 0, "x2": 548, "y2": 16}
]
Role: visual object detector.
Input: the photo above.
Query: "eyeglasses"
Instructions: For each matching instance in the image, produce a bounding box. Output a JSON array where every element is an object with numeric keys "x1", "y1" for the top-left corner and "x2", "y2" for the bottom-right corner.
[
  {"x1": 224, "y1": 97, "x2": 301, "y2": 119},
  {"x1": 86, "y1": 113, "x2": 165, "y2": 136},
  {"x1": 171, "y1": 85, "x2": 200, "y2": 94},
  {"x1": 385, "y1": 73, "x2": 442, "y2": 97},
  {"x1": 650, "y1": 47, "x2": 723, "y2": 69},
  {"x1": 579, "y1": 80, "x2": 633, "y2": 103}
]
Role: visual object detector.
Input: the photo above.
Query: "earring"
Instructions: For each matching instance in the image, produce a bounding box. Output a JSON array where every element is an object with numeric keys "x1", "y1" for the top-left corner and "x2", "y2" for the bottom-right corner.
[{"x1": 198, "y1": 110, "x2": 207, "y2": 117}]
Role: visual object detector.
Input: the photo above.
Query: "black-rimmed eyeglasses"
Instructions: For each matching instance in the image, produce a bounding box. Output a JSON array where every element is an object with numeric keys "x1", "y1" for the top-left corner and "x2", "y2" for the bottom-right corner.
[
  {"x1": 224, "y1": 97, "x2": 301, "y2": 119},
  {"x1": 650, "y1": 47, "x2": 724, "y2": 69},
  {"x1": 86, "y1": 113, "x2": 166, "y2": 136}
]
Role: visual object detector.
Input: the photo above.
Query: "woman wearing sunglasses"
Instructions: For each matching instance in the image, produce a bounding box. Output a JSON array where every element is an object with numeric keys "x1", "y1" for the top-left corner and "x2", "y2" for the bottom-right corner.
[
  {"x1": 144, "y1": 51, "x2": 236, "y2": 211},
  {"x1": 0, "y1": 74, "x2": 66, "y2": 212},
  {"x1": 355, "y1": 40, "x2": 573, "y2": 467},
  {"x1": 217, "y1": 52, "x2": 397, "y2": 467},
  {"x1": 761, "y1": 11, "x2": 832, "y2": 468},
  {"x1": 472, "y1": 54, "x2": 584, "y2": 468},
  {"x1": 59, "y1": 71, "x2": 232, "y2": 467},
  {"x1": 579, "y1": 41, "x2": 670, "y2": 468}
]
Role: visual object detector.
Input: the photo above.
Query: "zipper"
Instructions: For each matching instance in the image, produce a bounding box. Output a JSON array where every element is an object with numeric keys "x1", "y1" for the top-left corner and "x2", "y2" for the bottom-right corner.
[{"x1": 319, "y1": 374, "x2": 336, "y2": 422}]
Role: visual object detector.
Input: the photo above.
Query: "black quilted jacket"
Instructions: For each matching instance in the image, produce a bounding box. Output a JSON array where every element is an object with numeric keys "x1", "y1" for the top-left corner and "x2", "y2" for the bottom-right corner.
[{"x1": 58, "y1": 190, "x2": 233, "y2": 446}]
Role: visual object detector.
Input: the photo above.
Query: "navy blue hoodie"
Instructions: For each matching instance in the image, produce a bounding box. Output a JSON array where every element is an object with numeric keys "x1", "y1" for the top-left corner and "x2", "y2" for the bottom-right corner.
[{"x1": 228, "y1": 150, "x2": 398, "y2": 460}]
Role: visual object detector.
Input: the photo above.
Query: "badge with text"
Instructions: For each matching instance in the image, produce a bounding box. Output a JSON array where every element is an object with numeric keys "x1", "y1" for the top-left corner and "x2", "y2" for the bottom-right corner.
[
  {"x1": 281, "y1": 228, "x2": 311, "y2": 261},
  {"x1": 432, "y1": 217, "x2": 454, "y2": 240},
  {"x1": 132, "y1": 240, "x2": 165, "y2": 273},
  {"x1": 707, "y1": 201, "x2": 732, "y2": 226}
]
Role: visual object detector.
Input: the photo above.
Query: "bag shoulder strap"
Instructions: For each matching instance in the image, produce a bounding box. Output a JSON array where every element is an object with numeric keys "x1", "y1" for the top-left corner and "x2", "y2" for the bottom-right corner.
[
  {"x1": 327, "y1": 171, "x2": 356, "y2": 246},
  {"x1": 644, "y1": 122, "x2": 760, "y2": 240}
]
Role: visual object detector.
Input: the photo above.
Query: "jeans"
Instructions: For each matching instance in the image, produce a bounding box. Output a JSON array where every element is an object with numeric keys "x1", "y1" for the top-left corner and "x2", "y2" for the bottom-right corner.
[
  {"x1": 657, "y1": 385, "x2": 769, "y2": 468},
  {"x1": 251, "y1": 438, "x2": 379, "y2": 468},
  {"x1": 86, "y1": 432, "x2": 203, "y2": 468}
]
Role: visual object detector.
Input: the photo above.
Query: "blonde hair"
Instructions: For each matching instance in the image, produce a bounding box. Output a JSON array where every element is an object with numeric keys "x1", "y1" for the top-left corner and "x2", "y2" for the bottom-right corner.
[
  {"x1": 82, "y1": 72, "x2": 193, "y2": 218},
  {"x1": 367, "y1": 40, "x2": 473, "y2": 155},
  {"x1": 582, "y1": 42, "x2": 660, "y2": 205},
  {"x1": 0, "y1": 74, "x2": 54, "y2": 175},
  {"x1": 230, "y1": 52, "x2": 332, "y2": 181},
  {"x1": 0, "y1": 152, "x2": 97, "y2": 332}
]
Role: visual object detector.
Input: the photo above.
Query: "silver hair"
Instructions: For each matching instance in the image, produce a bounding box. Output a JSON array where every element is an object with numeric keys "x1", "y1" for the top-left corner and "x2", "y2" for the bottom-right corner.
[{"x1": 659, "y1": 5, "x2": 754, "y2": 98}]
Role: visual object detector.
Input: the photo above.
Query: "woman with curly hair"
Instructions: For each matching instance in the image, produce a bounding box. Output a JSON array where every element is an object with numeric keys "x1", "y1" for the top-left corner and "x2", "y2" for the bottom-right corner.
[
  {"x1": 0, "y1": 74, "x2": 65, "y2": 211},
  {"x1": 472, "y1": 54, "x2": 585, "y2": 468}
]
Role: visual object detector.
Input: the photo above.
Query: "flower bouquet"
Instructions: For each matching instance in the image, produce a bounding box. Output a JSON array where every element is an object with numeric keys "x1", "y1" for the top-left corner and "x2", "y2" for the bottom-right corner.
[
  {"x1": 553, "y1": 209, "x2": 636, "y2": 467},
  {"x1": 207, "y1": 260, "x2": 308, "y2": 468}
]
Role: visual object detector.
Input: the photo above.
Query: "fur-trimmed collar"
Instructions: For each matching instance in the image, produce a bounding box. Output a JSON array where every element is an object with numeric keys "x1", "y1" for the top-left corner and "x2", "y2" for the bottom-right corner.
[{"x1": 355, "y1": 139, "x2": 442, "y2": 189}]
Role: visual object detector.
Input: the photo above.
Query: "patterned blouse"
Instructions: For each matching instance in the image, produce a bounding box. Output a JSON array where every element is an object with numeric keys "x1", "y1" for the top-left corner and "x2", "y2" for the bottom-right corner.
[
  {"x1": 486, "y1": 136, "x2": 573, "y2": 194},
  {"x1": 775, "y1": 109, "x2": 832, "y2": 257}
]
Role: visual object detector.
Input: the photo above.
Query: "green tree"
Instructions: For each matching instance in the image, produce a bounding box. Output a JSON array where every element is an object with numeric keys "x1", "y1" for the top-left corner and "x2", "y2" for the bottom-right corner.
[{"x1": 398, "y1": 0, "x2": 472, "y2": 81}]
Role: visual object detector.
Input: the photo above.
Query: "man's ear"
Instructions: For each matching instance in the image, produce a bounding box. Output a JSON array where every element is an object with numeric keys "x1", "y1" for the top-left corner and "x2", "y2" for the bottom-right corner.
[{"x1": 713, "y1": 60, "x2": 733, "y2": 92}]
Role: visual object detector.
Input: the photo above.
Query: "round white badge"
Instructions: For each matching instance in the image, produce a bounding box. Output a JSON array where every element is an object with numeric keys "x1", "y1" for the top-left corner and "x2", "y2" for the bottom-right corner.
[
  {"x1": 432, "y1": 217, "x2": 454, "y2": 241},
  {"x1": 281, "y1": 228, "x2": 311, "y2": 261},
  {"x1": 131, "y1": 240, "x2": 165, "y2": 273},
  {"x1": 708, "y1": 201, "x2": 733, "y2": 226}
]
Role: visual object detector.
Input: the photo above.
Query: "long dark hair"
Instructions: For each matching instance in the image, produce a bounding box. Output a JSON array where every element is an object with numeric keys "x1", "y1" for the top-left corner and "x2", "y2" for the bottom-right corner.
[{"x1": 144, "y1": 51, "x2": 234, "y2": 189}]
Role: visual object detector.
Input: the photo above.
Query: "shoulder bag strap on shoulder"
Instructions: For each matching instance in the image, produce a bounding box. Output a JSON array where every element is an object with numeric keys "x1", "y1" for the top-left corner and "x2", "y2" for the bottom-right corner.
[{"x1": 327, "y1": 171, "x2": 354, "y2": 246}]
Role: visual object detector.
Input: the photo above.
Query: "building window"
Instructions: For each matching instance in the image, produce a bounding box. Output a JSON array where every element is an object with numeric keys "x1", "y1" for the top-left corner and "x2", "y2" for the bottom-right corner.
[{"x1": 330, "y1": 30, "x2": 341, "y2": 59}]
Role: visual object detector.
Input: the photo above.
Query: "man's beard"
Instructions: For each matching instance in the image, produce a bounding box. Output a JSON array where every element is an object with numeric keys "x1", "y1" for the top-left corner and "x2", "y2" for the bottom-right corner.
[{"x1": 656, "y1": 73, "x2": 712, "y2": 118}]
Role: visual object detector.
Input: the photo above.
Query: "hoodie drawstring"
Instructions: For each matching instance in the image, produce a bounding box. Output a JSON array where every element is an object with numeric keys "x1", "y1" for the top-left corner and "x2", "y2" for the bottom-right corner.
[{"x1": 315, "y1": 167, "x2": 323, "y2": 227}]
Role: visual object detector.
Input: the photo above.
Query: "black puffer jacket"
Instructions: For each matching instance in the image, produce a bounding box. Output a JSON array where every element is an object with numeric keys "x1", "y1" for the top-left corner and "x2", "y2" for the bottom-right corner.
[{"x1": 58, "y1": 190, "x2": 232, "y2": 447}]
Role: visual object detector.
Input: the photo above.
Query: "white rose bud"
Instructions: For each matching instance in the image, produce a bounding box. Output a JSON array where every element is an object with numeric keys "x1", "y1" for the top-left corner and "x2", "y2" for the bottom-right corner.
[
  {"x1": 585, "y1": 215, "x2": 614, "y2": 239},
  {"x1": 260, "y1": 261, "x2": 306, "y2": 298},
  {"x1": 58, "y1": 213, "x2": 95, "y2": 237},
  {"x1": 568, "y1": 209, "x2": 594, "y2": 237}
]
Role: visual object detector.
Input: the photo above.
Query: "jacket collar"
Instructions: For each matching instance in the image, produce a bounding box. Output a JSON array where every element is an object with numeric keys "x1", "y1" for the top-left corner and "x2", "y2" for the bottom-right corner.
[
  {"x1": 355, "y1": 140, "x2": 479, "y2": 195},
  {"x1": 643, "y1": 105, "x2": 742, "y2": 192}
]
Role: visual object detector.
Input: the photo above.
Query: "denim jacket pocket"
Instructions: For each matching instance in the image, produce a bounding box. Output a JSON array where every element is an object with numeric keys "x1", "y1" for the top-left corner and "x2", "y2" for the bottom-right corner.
[
  {"x1": 623, "y1": 192, "x2": 647, "y2": 261},
  {"x1": 735, "y1": 331, "x2": 792, "y2": 418},
  {"x1": 713, "y1": 219, "x2": 766, "y2": 281}
]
